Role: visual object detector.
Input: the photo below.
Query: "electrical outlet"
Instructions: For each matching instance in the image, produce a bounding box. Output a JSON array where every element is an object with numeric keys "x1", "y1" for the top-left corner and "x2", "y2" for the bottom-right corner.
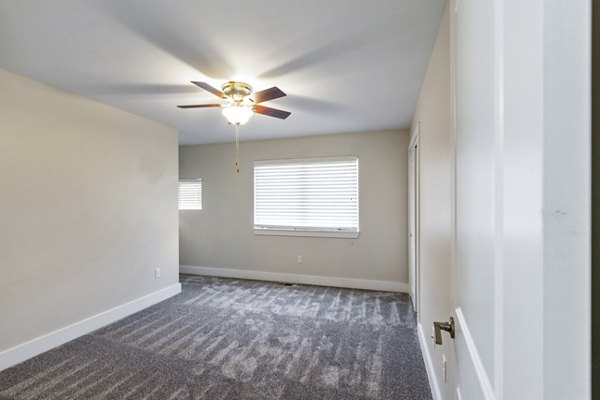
[
  {"x1": 296, "y1": 255, "x2": 303, "y2": 263},
  {"x1": 442, "y1": 355, "x2": 447, "y2": 383},
  {"x1": 154, "y1": 268, "x2": 161, "y2": 279}
]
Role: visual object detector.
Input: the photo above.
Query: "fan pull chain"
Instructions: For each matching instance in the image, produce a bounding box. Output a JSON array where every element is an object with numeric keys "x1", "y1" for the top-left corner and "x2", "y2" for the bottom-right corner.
[{"x1": 235, "y1": 123, "x2": 240, "y2": 173}]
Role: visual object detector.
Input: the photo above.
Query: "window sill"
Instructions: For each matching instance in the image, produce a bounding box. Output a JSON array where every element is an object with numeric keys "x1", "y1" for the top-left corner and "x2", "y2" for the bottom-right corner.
[{"x1": 253, "y1": 229, "x2": 359, "y2": 239}]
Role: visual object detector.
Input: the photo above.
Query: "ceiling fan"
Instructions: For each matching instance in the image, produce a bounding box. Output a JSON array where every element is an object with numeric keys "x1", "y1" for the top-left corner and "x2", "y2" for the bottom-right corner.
[
  {"x1": 177, "y1": 81, "x2": 291, "y2": 125},
  {"x1": 177, "y1": 81, "x2": 291, "y2": 173}
]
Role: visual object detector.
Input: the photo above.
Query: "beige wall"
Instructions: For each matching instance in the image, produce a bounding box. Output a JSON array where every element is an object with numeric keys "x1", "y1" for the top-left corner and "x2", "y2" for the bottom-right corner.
[
  {"x1": 0, "y1": 68, "x2": 179, "y2": 352},
  {"x1": 179, "y1": 130, "x2": 408, "y2": 285}
]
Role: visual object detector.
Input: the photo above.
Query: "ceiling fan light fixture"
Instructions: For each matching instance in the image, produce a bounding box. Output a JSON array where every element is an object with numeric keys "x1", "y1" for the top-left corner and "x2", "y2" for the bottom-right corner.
[
  {"x1": 222, "y1": 103, "x2": 253, "y2": 125},
  {"x1": 178, "y1": 81, "x2": 290, "y2": 172}
]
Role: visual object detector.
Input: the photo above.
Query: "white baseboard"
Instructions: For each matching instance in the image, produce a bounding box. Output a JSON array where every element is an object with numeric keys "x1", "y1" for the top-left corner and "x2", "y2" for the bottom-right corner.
[
  {"x1": 0, "y1": 283, "x2": 181, "y2": 372},
  {"x1": 180, "y1": 265, "x2": 409, "y2": 293},
  {"x1": 455, "y1": 307, "x2": 495, "y2": 400},
  {"x1": 418, "y1": 323, "x2": 442, "y2": 400}
]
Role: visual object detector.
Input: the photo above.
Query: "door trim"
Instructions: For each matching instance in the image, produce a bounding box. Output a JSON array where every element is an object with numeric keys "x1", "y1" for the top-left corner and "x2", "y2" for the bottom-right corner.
[
  {"x1": 408, "y1": 124, "x2": 420, "y2": 314},
  {"x1": 455, "y1": 307, "x2": 496, "y2": 399},
  {"x1": 417, "y1": 322, "x2": 443, "y2": 400}
]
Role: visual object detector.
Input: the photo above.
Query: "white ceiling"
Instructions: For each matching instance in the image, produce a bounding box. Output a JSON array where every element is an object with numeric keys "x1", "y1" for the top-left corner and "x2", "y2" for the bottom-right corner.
[{"x1": 0, "y1": 0, "x2": 445, "y2": 145}]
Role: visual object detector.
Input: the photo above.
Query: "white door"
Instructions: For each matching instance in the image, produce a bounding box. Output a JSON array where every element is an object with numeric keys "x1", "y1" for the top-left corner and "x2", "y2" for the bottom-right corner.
[
  {"x1": 450, "y1": 0, "x2": 590, "y2": 398},
  {"x1": 451, "y1": 0, "x2": 497, "y2": 397}
]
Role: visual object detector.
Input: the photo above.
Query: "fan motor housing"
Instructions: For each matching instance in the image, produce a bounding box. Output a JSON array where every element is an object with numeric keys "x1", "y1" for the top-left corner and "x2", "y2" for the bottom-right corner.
[{"x1": 222, "y1": 81, "x2": 253, "y2": 100}]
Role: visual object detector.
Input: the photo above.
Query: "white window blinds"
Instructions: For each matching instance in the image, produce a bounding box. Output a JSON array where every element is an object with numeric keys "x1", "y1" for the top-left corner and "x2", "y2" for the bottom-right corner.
[
  {"x1": 254, "y1": 157, "x2": 359, "y2": 233},
  {"x1": 178, "y1": 179, "x2": 202, "y2": 210}
]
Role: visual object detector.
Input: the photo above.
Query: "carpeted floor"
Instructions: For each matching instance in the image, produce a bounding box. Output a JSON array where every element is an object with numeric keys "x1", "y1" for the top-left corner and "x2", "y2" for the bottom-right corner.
[{"x1": 0, "y1": 274, "x2": 432, "y2": 400}]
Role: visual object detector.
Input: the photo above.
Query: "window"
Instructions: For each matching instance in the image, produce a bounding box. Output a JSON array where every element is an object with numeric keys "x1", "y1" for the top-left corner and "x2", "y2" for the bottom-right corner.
[
  {"x1": 178, "y1": 179, "x2": 202, "y2": 210},
  {"x1": 254, "y1": 156, "x2": 359, "y2": 238}
]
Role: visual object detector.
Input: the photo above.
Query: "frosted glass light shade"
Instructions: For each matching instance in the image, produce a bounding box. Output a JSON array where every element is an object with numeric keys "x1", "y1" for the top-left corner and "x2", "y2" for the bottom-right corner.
[{"x1": 222, "y1": 104, "x2": 253, "y2": 125}]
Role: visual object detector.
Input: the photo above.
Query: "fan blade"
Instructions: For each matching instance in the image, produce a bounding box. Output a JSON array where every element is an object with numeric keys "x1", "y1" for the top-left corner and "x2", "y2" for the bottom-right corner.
[
  {"x1": 191, "y1": 81, "x2": 226, "y2": 98},
  {"x1": 253, "y1": 86, "x2": 286, "y2": 103},
  {"x1": 253, "y1": 105, "x2": 291, "y2": 119},
  {"x1": 177, "y1": 104, "x2": 221, "y2": 108}
]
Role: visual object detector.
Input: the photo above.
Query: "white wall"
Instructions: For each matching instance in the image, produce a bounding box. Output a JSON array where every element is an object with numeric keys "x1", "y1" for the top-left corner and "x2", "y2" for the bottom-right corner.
[
  {"x1": 179, "y1": 130, "x2": 409, "y2": 288},
  {"x1": 501, "y1": 0, "x2": 545, "y2": 397},
  {"x1": 541, "y1": 0, "x2": 591, "y2": 397},
  {"x1": 410, "y1": 4, "x2": 455, "y2": 399},
  {"x1": 0, "y1": 68, "x2": 179, "y2": 364},
  {"x1": 494, "y1": 0, "x2": 591, "y2": 397}
]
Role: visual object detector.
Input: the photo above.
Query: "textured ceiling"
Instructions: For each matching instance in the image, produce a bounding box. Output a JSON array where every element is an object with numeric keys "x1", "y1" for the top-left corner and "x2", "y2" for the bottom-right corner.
[{"x1": 0, "y1": 0, "x2": 445, "y2": 144}]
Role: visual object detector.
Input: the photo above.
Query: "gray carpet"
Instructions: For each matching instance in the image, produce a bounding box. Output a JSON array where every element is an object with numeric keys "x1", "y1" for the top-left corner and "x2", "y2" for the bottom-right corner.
[{"x1": 0, "y1": 274, "x2": 432, "y2": 400}]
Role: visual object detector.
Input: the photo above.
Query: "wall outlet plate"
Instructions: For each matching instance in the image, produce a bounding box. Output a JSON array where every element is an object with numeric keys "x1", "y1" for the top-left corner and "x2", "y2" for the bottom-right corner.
[
  {"x1": 154, "y1": 268, "x2": 161, "y2": 279},
  {"x1": 297, "y1": 255, "x2": 303, "y2": 263}
]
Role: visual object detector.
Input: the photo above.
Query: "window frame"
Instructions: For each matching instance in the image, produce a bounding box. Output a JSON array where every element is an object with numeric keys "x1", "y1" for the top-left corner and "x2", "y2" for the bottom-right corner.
[{"x1": 253, "y1": 156, "x2": 359, "y2": 238}]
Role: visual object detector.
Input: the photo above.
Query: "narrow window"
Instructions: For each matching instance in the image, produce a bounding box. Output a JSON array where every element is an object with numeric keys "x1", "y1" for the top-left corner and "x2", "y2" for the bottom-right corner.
[{"x1": 178, "y1": 179, "x2": 202, "y2": 210}]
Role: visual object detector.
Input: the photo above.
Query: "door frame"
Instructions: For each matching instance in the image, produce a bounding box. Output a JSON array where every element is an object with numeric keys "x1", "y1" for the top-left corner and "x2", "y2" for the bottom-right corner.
[{"x1": 408, "y1": 125, "x2": 420, "y2": 315}]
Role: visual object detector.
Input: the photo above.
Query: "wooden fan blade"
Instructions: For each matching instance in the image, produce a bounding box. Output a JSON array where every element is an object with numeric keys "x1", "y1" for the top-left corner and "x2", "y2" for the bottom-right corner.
[
  {"x1": 254, "y1": 86, "x2": 286, "y2": 103},
  {"x1": 191, "y1": 81, "x2": 226, "y2": 98},
  {"x1": 253, "y1": 105, "x2": 291, "y2": 119},
  {"x1": 177, "y1": 104, "x2": 221, "y2": 108}
]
